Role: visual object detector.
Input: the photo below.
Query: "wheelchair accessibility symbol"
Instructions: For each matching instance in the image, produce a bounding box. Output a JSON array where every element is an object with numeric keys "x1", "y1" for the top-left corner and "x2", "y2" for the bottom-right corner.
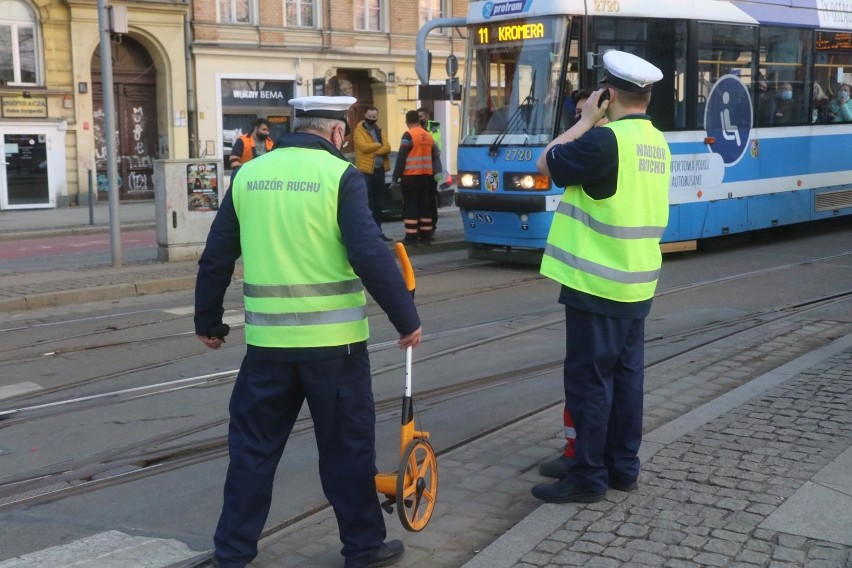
[{"x1": 704, "y1": 74, "x2": 753, "y2": 166}]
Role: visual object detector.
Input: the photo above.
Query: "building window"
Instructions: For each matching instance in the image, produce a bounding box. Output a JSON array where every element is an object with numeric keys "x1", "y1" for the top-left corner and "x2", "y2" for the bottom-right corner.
[
  {"x1": 0, "y1": 0, "x2": 38, "y2": 86},
  {"x1": 419, "y1": 0, "x2": 443, "y2": 28},
  {"x1": 355, "y1": 0, "x2": 382, "y2": 32},
  {"x1": 284, "y1": 0, "x2": 314, "y2": 27},
  {"x1": 219, "y1": 0, "x2": 253, "y2": 24}
]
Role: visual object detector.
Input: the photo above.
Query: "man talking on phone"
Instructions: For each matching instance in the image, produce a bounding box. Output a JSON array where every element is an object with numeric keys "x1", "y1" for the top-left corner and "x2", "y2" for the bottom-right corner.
[{"x1": 532, "y1": 50, "x2": 671, "y2": 503}]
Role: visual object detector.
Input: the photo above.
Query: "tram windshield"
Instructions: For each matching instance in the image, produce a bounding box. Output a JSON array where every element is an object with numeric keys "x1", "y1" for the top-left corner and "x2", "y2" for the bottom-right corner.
[{"x1": 462, "y1": 15, "x2": 570, "y2": 146}]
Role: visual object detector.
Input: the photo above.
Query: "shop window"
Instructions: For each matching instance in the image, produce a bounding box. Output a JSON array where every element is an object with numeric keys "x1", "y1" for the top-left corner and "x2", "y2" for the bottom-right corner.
[
  {"x1": 355, "y1": 0, "x2": 382, "y2": 32},
  {"x1": 284, "y1": 0, "x2": 314, "y2": 27},
  {"x1": 0, "y1": 0, "x2": 39, "y2": 86},
  {"x1": 220, "y1": 79, "x2": 294, "y2": 170},
  {"x1": 219, "y1": 0, "x2": 253, "y2": 24}
]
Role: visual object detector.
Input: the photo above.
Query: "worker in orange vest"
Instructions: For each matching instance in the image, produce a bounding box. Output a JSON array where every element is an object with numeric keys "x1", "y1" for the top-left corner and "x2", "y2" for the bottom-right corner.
[
  {"x1": 229, "y1": 118, "x2": 274, "y2": 176},
  {"x1": 392, "y1": 110, "x2": 442, "y2": 246}
]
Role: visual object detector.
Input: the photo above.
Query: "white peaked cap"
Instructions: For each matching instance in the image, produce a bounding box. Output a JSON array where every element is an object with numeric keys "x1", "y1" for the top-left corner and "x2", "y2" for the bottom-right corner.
[
  {"x1": 288, "y1": 96, "x2": 357, "y2": 118},
  {"x1": 600, "y1": 50, "x2": 663, "y2": 93},
  {"x1": 289, "y1": 95, "x2": 356, "y2": 134}
]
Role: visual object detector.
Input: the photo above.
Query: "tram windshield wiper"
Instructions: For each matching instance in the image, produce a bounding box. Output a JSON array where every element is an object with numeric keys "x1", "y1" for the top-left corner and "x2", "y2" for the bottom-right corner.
[{"x1": 489, "y1": 71, "x2": 536, "y2": 157}]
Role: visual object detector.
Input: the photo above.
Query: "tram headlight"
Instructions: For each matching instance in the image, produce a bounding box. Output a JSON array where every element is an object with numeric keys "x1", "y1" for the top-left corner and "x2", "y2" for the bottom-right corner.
[
  {"x1": 459, "y1": 172, "x2": 481, "y2": 189},
  {"x1": 507, "y1": 173, "x2": 550, "y2": 191}
]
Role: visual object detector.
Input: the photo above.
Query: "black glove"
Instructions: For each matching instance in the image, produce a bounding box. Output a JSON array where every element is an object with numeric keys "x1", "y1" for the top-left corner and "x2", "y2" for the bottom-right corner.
[{"x1": 209, "y1": 323, "x2": 230, "y2": 340}]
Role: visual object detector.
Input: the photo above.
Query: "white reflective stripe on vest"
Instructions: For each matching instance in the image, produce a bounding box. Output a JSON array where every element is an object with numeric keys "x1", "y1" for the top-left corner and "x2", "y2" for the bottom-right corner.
[
  {"x1": 544, "y1": 243, "x2": 661, "y2": 284},
  {"x1": 246, "y1": 305, "x2": 368, "y2": 326},
  {"x1": 243, "y1": 278, "x2": 363, "y2": 298},
  {"x1": 555, "y1": 202, "x2": 666, "y2": 240}
]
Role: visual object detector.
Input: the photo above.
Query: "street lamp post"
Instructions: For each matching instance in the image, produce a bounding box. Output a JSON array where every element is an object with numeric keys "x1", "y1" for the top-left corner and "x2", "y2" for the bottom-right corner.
[{"x1": 97, "y1": 0, "x2": 122, "y2": 267}]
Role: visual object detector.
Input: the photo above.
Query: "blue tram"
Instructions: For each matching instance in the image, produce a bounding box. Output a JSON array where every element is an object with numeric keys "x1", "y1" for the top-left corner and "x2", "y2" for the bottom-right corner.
[{"x1": 417, "y1": 0, "x2": 852, "y2": 259}]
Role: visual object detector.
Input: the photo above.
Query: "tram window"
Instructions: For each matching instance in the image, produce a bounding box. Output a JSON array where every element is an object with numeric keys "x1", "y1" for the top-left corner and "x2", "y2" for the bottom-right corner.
[
  {"x1": 697, "y1": 23, "x2": 757, "y2": 129},
  {"x1": 814, "y1": 41, "x2": 852, "y2": 124},
  {"x1": 758, "y1": 27, "x2": 812, "y2": 126},
  {"x1": 593, "y1": 18, "x2": 647, "y2": 42},
  {"x1": 591, "y1": 18, "x2": 686, "y2": 131}
]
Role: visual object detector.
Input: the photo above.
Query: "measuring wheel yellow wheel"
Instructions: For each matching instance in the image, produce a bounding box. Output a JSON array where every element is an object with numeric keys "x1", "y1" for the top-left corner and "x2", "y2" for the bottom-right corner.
[{"x1": 396, "y1": 439, "x2": 438, "y2": 532}]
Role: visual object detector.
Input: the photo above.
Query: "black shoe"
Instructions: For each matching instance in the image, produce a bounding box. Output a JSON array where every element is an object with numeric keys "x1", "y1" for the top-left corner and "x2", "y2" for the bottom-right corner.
[
  {"x1": 401, "y1": 236, "x2": 418, "y2": 247},
  {"x1": 538, "y1": 456, "x2": 639, "y2": 492},
  {"x1": 344, "y1": 540, "x2": 405, "y2": 568},
  {"x1": 609, "y1": 478, "x2": 639, "y2": 492},
  {"x1": 531, "y1": 479, "x2": 606, "y2": 503},
  {"x1": 538, "y1": 455, "x2": 571, "y2": 478},
  {"x1": 380, "y1": 234, "x2": 393, "y2": 242}
]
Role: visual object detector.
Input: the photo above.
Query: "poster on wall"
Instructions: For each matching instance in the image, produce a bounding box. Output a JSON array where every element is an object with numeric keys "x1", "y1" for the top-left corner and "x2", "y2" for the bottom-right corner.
[{"x1": 187, "y1": 163, "x2": 219, "y2": 211}]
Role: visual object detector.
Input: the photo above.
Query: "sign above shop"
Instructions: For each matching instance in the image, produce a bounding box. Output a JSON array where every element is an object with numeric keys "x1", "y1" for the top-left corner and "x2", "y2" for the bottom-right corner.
[
  {"x1": 220, "y1": 80, "x2": 294, "y2": 107},
  {"x1": 2, "y1": 96, "x2": 48, "y2": 118}
]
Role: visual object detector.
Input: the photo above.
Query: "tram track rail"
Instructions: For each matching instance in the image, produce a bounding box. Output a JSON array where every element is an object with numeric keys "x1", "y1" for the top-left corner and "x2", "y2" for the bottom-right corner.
[
  {"x1": 2, "y1": 287, "x2": 851, "y2": 515},
  {"x1": 2, "y1": 247, "x2": 848, "y2": 382}
]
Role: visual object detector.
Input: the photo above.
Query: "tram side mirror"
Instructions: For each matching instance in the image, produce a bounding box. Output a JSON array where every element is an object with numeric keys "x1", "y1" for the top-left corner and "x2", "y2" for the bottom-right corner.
[{"x1": 416, "y1": 50, "x2": 433, "y2": 83}]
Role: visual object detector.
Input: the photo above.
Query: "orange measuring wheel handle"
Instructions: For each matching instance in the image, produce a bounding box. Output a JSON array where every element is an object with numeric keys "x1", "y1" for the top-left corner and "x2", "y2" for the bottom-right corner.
[{"x1": 395, "y1": 242, "x2": 416, "y2": 294}]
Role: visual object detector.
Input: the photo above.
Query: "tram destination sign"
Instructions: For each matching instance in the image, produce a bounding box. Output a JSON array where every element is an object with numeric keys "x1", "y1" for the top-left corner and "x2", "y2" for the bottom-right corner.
[
  {"x1": 473, "y1": 18, "x2": 553, "y2": 46},
  {"x1": 816, "y1": 31, "x2": 852, "y2": 52}
]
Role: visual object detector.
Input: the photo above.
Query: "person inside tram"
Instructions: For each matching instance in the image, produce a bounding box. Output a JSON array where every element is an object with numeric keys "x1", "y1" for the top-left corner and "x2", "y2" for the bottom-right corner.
[
  {"x1": 828, "y1": 83, "x2": 852, "y2": 123},
  {"x1": 756, "y1": 74, "x2": 773, "y2": 126},
  {"x1": 812, "y1": 82, "x2": 831, "y2": 124},
  {"x1": 770, "y1": 82, "x2": 798, "y2": 126},
  {"x1": 473, "y1": 107, "x2": 492, "y2": 134}
]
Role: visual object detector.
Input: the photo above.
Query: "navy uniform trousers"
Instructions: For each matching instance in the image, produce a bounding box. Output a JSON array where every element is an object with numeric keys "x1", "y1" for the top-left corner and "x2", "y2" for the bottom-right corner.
[
  {"x1": 562, "y1": 306, "x2": 645, "y2": 492},
  {"x1": 214, "y1": 349, "x2": 386, "y2": 568}
]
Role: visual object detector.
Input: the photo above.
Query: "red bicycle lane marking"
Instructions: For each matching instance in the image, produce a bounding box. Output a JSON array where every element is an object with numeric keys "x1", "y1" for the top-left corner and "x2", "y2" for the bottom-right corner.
[{"x1": 0, "y1": 230, "x2": 157, "y2": 260}]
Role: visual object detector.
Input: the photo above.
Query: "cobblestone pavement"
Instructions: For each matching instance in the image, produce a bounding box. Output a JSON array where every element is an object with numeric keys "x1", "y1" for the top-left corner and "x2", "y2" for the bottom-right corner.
[{"x1": 507, "y1": 347, "x2": 852, "y2": 568}]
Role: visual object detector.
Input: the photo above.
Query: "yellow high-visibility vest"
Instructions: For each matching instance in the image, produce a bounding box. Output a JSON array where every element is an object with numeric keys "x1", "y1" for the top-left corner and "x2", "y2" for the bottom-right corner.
[
  {"x1": 541, "y1": 119, "x2": 670, "y2": 302},
  {"x1": 232, "y1": 147, "x2": 369, "y2": 347}
]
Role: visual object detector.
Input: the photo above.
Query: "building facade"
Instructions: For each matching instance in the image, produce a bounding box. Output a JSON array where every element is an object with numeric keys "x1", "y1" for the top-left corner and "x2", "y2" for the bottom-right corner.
[
  {"x1": 191, "y1": 0, "x2": 467, "y2": 183},
  {"x1": 0, "y1": 0, "x2": 466, "y2": 209},
  {"x1": 0, "y1": 0, "x2": 190, "y2": 209}
]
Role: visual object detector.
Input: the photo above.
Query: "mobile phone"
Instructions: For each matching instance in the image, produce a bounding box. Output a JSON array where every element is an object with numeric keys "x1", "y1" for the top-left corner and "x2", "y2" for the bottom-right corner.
[{"x1": 597, "y1": 88, "x2": 610, "y2": 108}]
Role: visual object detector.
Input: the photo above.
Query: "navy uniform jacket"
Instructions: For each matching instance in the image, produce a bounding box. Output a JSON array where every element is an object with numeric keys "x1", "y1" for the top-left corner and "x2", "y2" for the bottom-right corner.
[
  {"x1": 195, "y1": 132, "x2": 421, "y2": 361},
  {"x1": 545, "y1": 115, "x2": 655, "y2": 319}
]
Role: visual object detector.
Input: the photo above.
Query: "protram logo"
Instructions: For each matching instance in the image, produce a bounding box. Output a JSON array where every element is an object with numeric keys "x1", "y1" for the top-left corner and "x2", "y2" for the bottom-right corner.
[{"x1": 482, "y1": 0, "x2": 533, "y2": 19}]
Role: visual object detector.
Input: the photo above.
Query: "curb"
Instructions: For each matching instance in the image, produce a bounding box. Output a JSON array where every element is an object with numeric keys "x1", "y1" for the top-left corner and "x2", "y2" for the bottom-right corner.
[
  {"x1": 0, "y1": 223, "x2": 156, "y2": 242},
  {"x1": 0, "y1": 275, "x2": 197, "y2": 313}
]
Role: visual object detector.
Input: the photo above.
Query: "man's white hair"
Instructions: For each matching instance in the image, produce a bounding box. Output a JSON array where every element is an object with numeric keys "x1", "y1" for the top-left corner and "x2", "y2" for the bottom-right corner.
[{"x1": 292, "y1": 116, "x2": 344, "y2": 133}]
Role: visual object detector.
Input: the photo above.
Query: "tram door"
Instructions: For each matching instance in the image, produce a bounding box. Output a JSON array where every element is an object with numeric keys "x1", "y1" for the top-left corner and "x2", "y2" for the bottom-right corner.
[{"x1": 0, "y1": 132, "x2": 50, "y2": 208}]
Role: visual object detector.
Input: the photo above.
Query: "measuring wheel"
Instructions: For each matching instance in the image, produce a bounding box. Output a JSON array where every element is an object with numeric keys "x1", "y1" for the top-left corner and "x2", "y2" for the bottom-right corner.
[{"x1": 396, "y1": 438, "x2": 438, "y2": 531}]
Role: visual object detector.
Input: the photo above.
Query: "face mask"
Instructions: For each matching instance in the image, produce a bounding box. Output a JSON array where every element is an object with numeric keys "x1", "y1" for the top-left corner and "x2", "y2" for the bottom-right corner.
[
  {"x1": 782, "y1": 90, "x2": 792, "y2": 101},
  {"x1": 841, "y1": 91, "x2": 850, "y2": 101},
  {"x1": 256, "y1": 132, "x2": 269, "y2": 141},
  {"x1": 364, "y1": 119, "x2": 377, "y2": 126}
]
